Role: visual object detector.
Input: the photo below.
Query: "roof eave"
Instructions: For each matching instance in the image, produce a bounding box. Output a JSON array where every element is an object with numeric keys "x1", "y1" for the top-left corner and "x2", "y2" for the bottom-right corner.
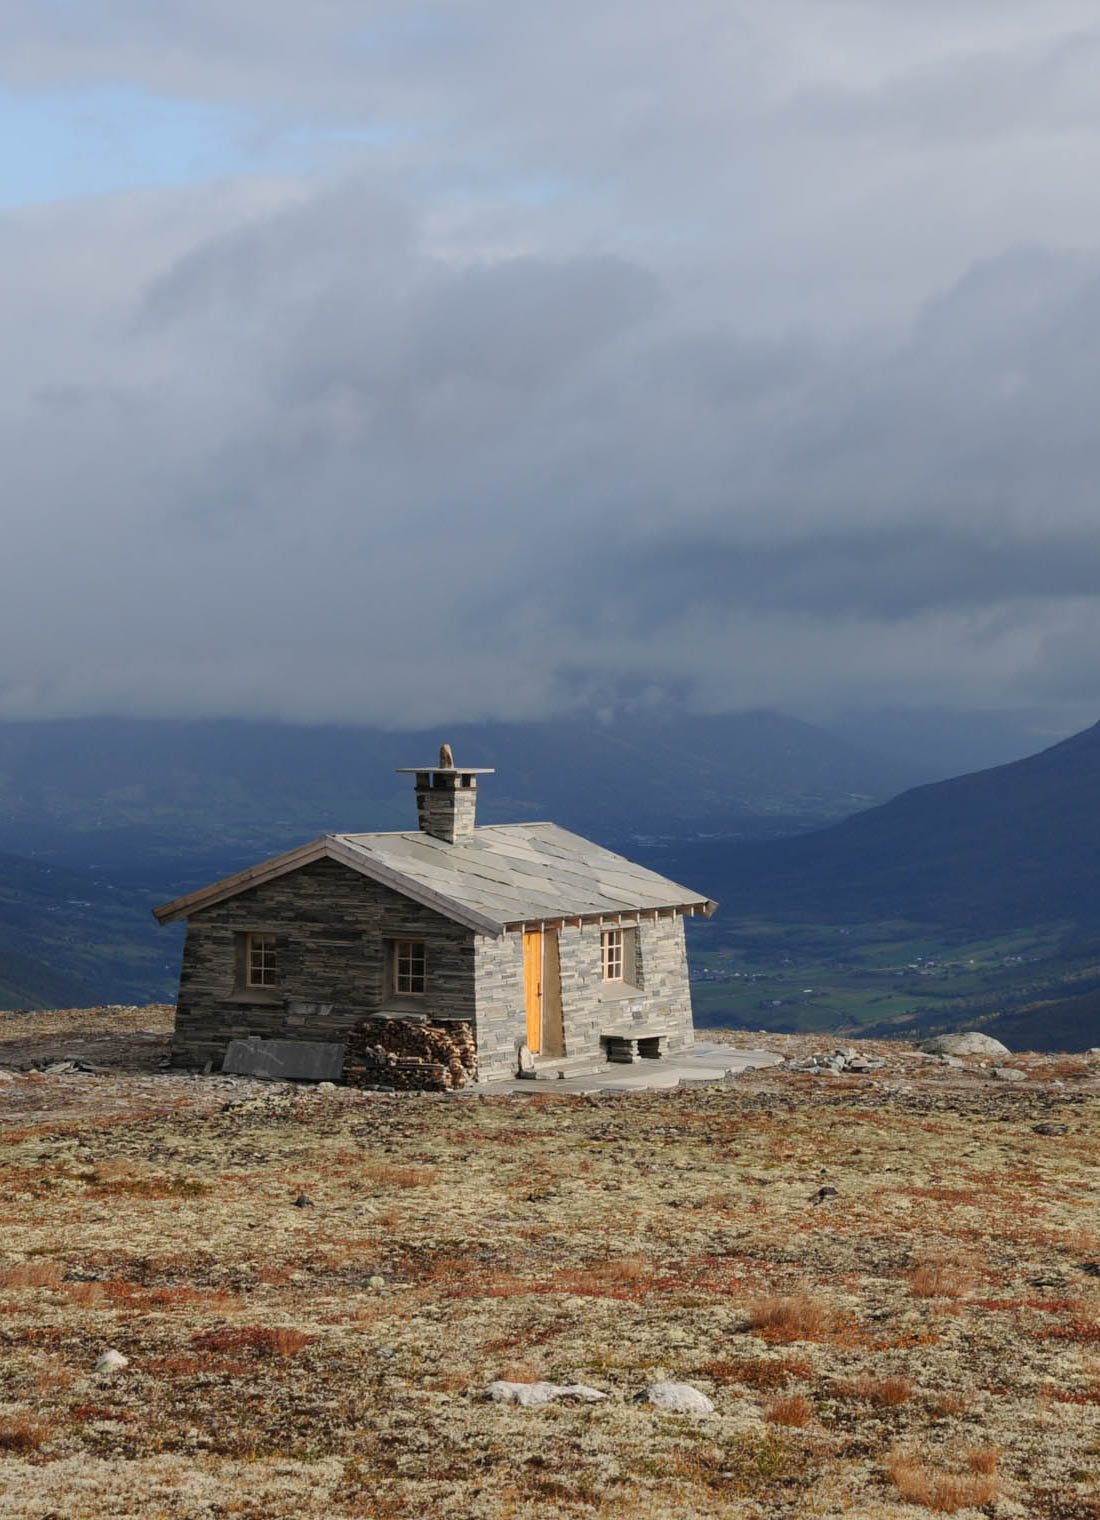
[{"x1": 152, "y1": 834, "x2": 506, "y2": 937}]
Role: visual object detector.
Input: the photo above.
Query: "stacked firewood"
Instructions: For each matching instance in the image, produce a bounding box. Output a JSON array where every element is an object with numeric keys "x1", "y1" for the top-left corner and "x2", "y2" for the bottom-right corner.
[{"x1": 344, "y1": 1018, "x2": 478, "y2": 1091}]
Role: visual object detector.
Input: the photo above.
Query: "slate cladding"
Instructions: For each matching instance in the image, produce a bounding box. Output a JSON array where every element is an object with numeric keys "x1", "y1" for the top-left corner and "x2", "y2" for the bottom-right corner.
[
  {"x1": 160, "y1": 760, "x2": 714, "y2": 1081},
  {"x1": 171, "y1": 855, "x2": 697, "y2": 1079}
]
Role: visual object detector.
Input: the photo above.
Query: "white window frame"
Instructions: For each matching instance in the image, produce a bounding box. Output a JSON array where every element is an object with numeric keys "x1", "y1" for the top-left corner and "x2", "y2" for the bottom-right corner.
[
  {"x1": 246, "y1": 932, "x2": 279, "y2": 988},
  {"x1": 601, "y1": 928, "x2": 624, "y2": 982},
  {"x1": 393, "y1": 939, "x2": 427, "y2": 996}
]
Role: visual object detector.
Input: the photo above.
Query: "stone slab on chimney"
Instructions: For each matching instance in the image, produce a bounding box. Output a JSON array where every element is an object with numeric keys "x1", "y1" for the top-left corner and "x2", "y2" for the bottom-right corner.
[{"x1": 396, "y1": 745, "x2": 495, "y2": 845}]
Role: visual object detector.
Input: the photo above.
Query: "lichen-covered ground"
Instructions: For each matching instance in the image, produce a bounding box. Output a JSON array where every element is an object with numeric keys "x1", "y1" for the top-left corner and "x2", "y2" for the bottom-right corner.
[{"x1": 0, "y1": 1007, "x2": 1098, "y2": 1519}]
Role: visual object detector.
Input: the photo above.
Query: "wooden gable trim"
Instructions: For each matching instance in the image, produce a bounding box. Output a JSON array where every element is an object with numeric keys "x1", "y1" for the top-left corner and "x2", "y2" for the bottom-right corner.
[
  {"x1": 153, "y1": 834, "x2": 505, "y2": 937},
  {"x1": 152, "y1": 838, "x2": 332, "y2": 925},
  {"x1": 502, "y1": 900, "x2": 716, "y2": 934}
]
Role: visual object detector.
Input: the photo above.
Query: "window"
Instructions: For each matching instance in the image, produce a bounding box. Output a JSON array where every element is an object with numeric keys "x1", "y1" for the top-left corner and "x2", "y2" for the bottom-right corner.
[
  {"x1": 601, "y1": 928, "x2": 624, "y2": 982},
  {"x1": 246, "y1": 932, "x2": 279, "y2": 988},
  {"x1": 393, "y1": 939, "x2": 426, "y2": 995}
]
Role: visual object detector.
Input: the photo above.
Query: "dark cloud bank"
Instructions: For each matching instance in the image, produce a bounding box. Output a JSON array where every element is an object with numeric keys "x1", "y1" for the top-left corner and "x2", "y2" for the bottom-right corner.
[{"x1": 4, "y1": 3, "x2": 1100, "y2": 724}]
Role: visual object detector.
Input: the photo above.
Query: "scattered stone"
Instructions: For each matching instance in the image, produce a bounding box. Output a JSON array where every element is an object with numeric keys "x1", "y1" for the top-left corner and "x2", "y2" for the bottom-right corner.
[
  {"x1": 292, "y1": 1194, "x2": 315, "y2": 1208},
  {"x1": 486, "y1": 1380, "x2": 606, "y2": 1407},
  {"x1": 991, "y1": 1067, "x2": 1026, "y2": 1082},
  {"x1": 810, "y1": 1187, "x2": 839, "y2": 1205},
  {"x1": 1033, "y1": 1123, "x2": 1068, "y2": 1136},
  {"x1": 374, "y1": 1343, "x2": 395, "y2": 1359},
  {"x1": 0, "y1": 1069, "x2": 14, "y2": 1083},
  {"x1": 920, "y1": 1032, "x2": 1010, "y2": 1057},
  {"x1": 95, "y1": 1350, "x2": 129, "y2": 1374},
  {"x1": 788, "y1": 1049, "x2": 886, "y2": 1075},
  {"x1": 642, "y1": 1382, "x2": 715, "y2": 1414},
  {"x1": 367, "y1": 1275, "x2": 386, "y2": 1292}
]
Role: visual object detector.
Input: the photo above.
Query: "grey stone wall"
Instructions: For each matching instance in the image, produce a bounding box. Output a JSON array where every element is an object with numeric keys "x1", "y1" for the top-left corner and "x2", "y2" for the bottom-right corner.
[
  {"x1": 170, "y1": 855, "x2": 697, "y2": 1080},
  {"x1": 171, "y1": 857, "x2": 476, "y2": 1070},
  {"x1": 471, "y1": 915, "x2": 695, "y2": 1077}
]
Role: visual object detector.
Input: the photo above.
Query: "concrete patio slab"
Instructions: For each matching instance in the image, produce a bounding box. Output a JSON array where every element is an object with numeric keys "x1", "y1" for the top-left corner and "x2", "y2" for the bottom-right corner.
[{"x1": 483, "y1": 1041, "x2": 783, "y2": 1094}]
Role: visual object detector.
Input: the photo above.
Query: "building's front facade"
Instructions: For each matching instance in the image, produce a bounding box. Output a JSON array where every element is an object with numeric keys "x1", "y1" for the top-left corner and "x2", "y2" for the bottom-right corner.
[{"x1": 154, "y1": 753, "x2": 716, "y2": 1082}]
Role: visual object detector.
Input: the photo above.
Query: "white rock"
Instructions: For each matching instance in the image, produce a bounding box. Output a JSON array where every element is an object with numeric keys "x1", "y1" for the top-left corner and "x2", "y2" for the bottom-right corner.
[
  {"x1": 991, "y1": 1066, "x2": 1026, "y2": 1082},
  {"x1": 95, "y1": 1350, "x2": 129, "y2": 1374},
  {"x1": 919, "y1": 1032, "x2": 1010, "y2": 1057},
  {"x1": 486, "y1": 1380, "x2": 606, "y2": 1407},
  {"x1": 643, "y1": 1382, "x2": 715, "y2": 1414}
]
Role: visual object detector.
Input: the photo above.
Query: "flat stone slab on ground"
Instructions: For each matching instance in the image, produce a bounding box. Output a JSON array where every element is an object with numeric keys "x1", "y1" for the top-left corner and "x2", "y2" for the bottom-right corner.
[
  {"x1": 488, "y1": 1043, "x2": 783, "y2": 1095},
  {"x1": 486, "y1": 1380, "x2": 606, "y2": 1407},
  {"x1": 222, "y1": 1038, "x2": 346, "y2": 1082}
]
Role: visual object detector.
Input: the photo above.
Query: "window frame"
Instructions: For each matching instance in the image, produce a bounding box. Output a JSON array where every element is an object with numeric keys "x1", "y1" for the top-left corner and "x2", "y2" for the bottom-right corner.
[
  {"x1": 601, "y1": 927, "x2": 624, "y2": 983},
  {"x1": 392, "y1": 938, "x2": 427, "y2": 997},
  {"x1": 245, "y1": 931, "x2": 279, "y2": 989}
]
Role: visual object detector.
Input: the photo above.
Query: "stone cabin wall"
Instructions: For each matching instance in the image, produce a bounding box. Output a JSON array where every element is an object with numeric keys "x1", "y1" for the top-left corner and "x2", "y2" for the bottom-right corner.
[
  {"x1": 171, "y1": 857, "x2": 477, "y2": 1071},
  {"x1": 171, "y1": 856, "x2": 697, "y2": 1080},
  {"x1": 474, "y1": 913, "x2": 695, "y2": 1071}
]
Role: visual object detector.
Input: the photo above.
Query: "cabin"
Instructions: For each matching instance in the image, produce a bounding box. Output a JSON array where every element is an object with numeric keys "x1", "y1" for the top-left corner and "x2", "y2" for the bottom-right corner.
[{"x1": 153, "y1": 750, "x2": 716, "y2": 1084}]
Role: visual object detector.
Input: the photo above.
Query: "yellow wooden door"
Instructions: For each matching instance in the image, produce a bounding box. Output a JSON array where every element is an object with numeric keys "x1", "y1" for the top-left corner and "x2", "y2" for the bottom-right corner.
[{"x1": 523, "y1": 929, "x2": 543, "y2": 1054}]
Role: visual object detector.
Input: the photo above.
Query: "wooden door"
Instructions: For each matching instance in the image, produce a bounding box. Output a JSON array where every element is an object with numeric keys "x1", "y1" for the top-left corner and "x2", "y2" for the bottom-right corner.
[{"x1": 523, "y1": 929, "x2": 543, "y2": 1054}]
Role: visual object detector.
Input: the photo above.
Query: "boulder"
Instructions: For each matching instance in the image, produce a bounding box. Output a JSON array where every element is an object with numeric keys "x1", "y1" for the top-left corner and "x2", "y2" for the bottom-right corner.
[
  {"x1": 991, "y1": 1066, "x2": 1026, "y2": 1082},
  {"x1": 919, "y1": 1032, "x2": 1010, "y2": 1058},
  {"x1": 642, "y1": 1382, "x2": 715, "y2": 1414},
  {"x1": 95, "y1": 1350, "x2": 129, "y2": 1374},
  {"x1": 486, "y1": 1380, "x2": 606, "y2": 1407}
]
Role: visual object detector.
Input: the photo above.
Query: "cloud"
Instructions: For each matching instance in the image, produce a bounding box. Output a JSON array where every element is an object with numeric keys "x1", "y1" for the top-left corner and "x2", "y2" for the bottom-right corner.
[{"x1": 2, "y1": 4, "x2": 1100, "y2": 722}]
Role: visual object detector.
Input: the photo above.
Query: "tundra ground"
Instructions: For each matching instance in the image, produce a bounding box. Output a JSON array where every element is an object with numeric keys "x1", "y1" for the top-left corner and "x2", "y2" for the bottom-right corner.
[{"x1": 0, "y1": 1006, "x2": 1098, "y2": 1519}]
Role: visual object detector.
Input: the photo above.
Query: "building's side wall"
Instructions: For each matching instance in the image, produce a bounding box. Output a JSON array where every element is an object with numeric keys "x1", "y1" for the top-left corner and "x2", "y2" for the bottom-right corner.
[
  {"x1": 472, "y1": 933, "x2": 528, "y2": 1081},
  {"x1": 172, "y1": 857, "x2": 476, "y2": 1069},
  {"x1": 556, "y1": 915, "x2": 696, "y2": 1058},
  {"x1": 472, "y1": 915, "x2": 696, "y2": 1076}
]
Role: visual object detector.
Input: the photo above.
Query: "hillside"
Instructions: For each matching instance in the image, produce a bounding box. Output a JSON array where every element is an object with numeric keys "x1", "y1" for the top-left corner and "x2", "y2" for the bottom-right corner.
[
  {"x1": 654, "y1": 717, "x2": 1100, "y2": 933},
  {"x1": 0, "y1": 711, "x2": 925, "y2": 873},
  {"x1": 0, "y1": 710, "x2": 926, "y2": 1009},
  {"x1": 0, "y1": 850, "x2": 179, "y2": 1008}
]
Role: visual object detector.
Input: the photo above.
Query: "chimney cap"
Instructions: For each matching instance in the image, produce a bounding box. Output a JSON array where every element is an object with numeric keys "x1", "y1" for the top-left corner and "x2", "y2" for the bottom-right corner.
[
  {"x1": 395, "y1": 766, "x2": 495, "y2": 774},
  {"x1": 396, "y1": 742, "x2": 493, "y2": 776}
]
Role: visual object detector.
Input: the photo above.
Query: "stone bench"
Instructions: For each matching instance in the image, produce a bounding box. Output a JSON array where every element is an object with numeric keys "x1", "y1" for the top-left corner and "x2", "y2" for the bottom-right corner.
[{"x1": 601, "y1": 1033, "x2": 667, "y2": 1064}]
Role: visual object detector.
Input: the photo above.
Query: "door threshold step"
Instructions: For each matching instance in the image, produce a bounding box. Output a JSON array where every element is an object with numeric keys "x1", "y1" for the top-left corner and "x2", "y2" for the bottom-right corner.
[{"x1": 526, "y1": 1055, "x2": 608, "y2": 1081}]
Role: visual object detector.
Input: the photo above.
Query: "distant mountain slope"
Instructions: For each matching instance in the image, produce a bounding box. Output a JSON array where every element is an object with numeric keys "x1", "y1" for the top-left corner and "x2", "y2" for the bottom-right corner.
[
  {"x1": 0, "y1": 711, "x2": 926, "y2": 874},
  {"x1": 652, "y1": 718, "x2": 1100, "y2": 933},
  {"x1": 0, "y1": 850, "x2": 179, "y2": 1009}
]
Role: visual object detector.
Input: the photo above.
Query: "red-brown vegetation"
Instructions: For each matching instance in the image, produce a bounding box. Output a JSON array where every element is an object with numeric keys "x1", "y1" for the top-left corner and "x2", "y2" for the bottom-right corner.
[
  {"x1": 887, "y1": 1452, "x2": 998, "y2": 1513},
  {"x1": 0, "y1": 1416, "x2": 51, "y2": 1451},
  {"x1": 191, "y1": 1326, "x2": 313, "y2": 1358},
  {"x1": 765, "y1": 1393, "x2": 813, "y2": 1426},
  {"x1": 748, "y1": 1295, "x2": 830, "y2": 1343}
]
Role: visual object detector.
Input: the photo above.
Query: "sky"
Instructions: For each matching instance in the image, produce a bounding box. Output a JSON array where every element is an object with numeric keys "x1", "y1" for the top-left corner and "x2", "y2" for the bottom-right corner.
[{"x1": 4, "y1": 1, "x2": 1100, "y2": 726}]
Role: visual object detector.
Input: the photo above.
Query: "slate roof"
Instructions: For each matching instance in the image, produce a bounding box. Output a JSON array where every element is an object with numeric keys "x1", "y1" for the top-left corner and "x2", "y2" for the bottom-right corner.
[{"x1": 153, "y1": 822, "x2": 716, "y2": 936}]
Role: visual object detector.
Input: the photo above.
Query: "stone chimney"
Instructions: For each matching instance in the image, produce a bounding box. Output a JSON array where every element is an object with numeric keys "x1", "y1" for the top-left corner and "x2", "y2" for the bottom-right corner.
[{"x1": 396, "y1": 745, "x2": 495, "y2": 844}]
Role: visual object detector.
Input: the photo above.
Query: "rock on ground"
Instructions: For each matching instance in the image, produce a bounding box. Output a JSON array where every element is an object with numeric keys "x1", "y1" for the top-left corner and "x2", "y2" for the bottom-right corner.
[
  {"x1": 642, "y1": 1382, "x2": 715, "y2": 1413},
  {"x1": 485, "y1": 1380, "x2": 606, "y2": 1407},
  {"x1": 920, "y1": 1032, "x2": 1010, "y2": 1057}
]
